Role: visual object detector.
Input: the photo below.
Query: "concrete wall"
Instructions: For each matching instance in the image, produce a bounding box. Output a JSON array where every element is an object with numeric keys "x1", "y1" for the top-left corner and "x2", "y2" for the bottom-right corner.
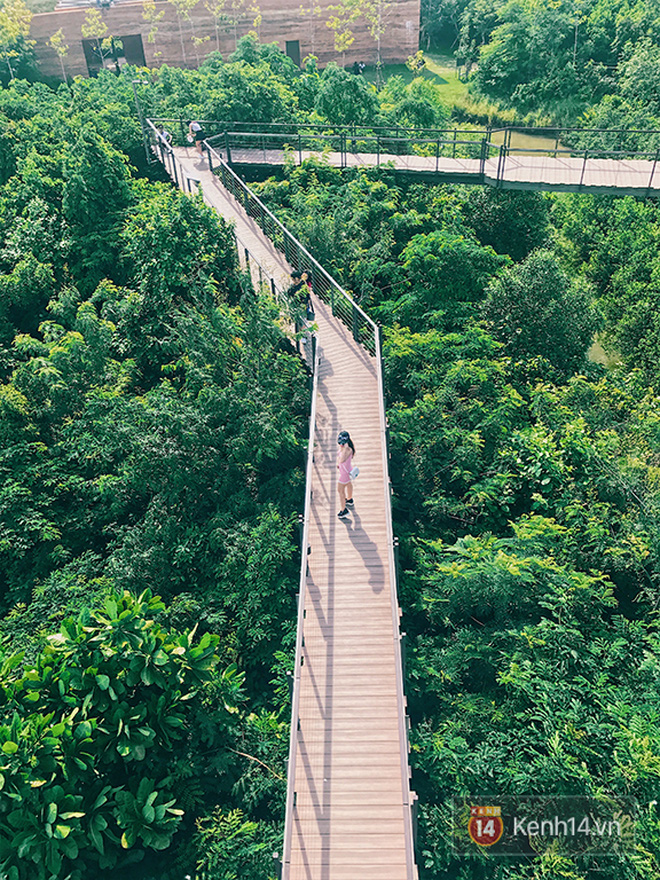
[{"x1": 31, "y1": 0, "x2": 421, "y2": 80}]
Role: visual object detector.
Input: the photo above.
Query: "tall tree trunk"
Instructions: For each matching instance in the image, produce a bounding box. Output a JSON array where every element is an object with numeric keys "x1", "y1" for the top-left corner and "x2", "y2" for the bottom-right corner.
[{"x1": 178, "y1": 15, "x2": 187, "y2": 65}]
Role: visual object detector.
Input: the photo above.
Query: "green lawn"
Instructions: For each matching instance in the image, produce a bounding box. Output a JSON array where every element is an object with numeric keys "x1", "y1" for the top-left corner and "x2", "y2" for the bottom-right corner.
[
  {"x1": 363, "y1": 52, "x2": 469, "y2": 103},
  {"x1": 26, "y1": 0, "x2": 58, "y2": 13}
]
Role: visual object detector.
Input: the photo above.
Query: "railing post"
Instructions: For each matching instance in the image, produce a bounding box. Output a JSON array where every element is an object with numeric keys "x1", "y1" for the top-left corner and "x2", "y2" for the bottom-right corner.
[
  {"x1": 206, "y1": 143, "x2": 213, "y2": 173},
  {"x1": 435, "y1": 138, "x2": 439, "y2": 173},
  {"x1": 645, "y1": 148, "x2": 660, "y2": 198},
  {"x1": 479, "y1": 137, "x2": 488, "y2": 180},
  {"x1": 298, "y1": 131, "x2": 302, "y2": 165},
  {"x1": 411, "y1": 792, "x2": 419, "y2": 853},
  {"x1": 496, "y1": 143, "x2": 507, "y2": 187},
  {"x1": 393, "y1": 534, "x2": 400, "y2": 586},
  {"x1": 452, "y1": 127, "x2": 457, "y2": 158},
  {"x1": 224, "y1": 129, "x2": 232, "y2": 165},
  {"x1": 352, "y1": 303, "x2": 359, "y2": 342},
  {"x1": 377, "y1": 135, "x2": 380, "y2": 166},
  {"x1": 579, "y1": 149, "x2": 588, "y2": 189}
]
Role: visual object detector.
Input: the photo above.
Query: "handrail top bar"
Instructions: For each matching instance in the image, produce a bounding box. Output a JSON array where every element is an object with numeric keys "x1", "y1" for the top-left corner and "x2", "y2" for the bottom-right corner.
[
  {"x1": 208, "y1": 131, "x2": 490, "y2": 146},
  {"x1": 148, "y1": 116, "x2": 660, "y2": 137},
  {"x1": 204, "y1": 141, "x2": 377, "y2": 332}
]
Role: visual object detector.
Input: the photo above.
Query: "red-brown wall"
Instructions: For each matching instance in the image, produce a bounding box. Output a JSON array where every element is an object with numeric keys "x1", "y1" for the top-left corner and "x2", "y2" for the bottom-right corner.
[{"x1": 31, "y1": 0, "x2": 421, "y2": 79}]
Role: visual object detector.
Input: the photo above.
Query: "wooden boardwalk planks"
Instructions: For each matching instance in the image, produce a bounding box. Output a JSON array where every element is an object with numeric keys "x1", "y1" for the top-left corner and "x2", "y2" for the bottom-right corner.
[
  {"x1": 166, "y1": 147, "x2": 417, "y2": 879},
  {"x1": 288, "y1": 289, "x2": 414, "y2": 878}
]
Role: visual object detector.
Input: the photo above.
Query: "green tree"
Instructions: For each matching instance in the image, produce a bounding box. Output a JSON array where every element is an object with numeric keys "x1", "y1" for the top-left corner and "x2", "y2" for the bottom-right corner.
[
  {"x1": 48, "y1": 28, "x2": 69, "y2": 84},
  {"x1": 0, "y1": 590, "x2": 240, "y2": 880},
  {"x1": 396, "y1": 228, "x2": 507, "y2": 330},
  {"x1": 325, "y1": 0, "x2": 360, "y2": 64},
  {"x1": 62, "y1": 127, "x2": 132, "y2": 292},
  {"x1": 314, "y1": 62, "x2": 378, "y2": 125},
  {"x1": 0, "y1": 0, "x2": 34, "y2": 85},
  {"x1": 361, "y1": 0, "x2": 393, "y2": 84},
  {"x1": 142, "y1": 0, "x2": 165, "y2": 59},
  {"x1": 462, "y1": 187, "x2": 549, "y2": 261},
  {"x1": 483, "y1": 249, "x2": 601, "y2": 377},
  {"x1": 80, "y1": 8, "x2": 108, "y2": 68}
]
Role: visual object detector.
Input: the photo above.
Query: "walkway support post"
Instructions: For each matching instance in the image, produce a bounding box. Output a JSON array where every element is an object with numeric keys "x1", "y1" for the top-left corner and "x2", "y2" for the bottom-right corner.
[
  {"x1": 646, "y1": 148, "x2": 660, "y2": 198},
  {"x1": 579, "y1": 149, "x2": 589, "y2": 189},
  {"x1": 224, "y1": 129, "x2": 232, "y2": 165},
  {"x1": 479, "y1": 137, "x2": 488, "y2": 181}
]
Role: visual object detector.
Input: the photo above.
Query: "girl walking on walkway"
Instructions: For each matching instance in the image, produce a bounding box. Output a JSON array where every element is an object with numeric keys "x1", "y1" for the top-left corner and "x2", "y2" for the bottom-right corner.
[{"x1": 337, "y1": 430, "x2": 356, "y2": 519}]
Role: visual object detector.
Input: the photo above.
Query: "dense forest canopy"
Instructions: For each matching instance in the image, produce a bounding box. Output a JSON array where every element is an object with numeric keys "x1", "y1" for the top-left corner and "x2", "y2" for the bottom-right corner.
[
  {"x1": 0, "y1": 65, "x2": 312, "y2": 879},
  {"x1": 423, "y1": 0, "x2": 660, "y2": 137},
  {"x1": 0, "y1": 1, "x2": 659, "y2": 876}
]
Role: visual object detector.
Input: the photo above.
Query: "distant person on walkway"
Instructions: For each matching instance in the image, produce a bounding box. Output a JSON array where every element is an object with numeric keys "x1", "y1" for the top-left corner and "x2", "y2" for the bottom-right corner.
[
  {"x1": 158, "y1": 125, "x2": 172, "y2": 145},
  {"x1": 337, "y1": 430, "x2": 356, "y2": 519},
  {"x1": 188, "y1": 120, "x2": 205, "y2": 158},
  {"x1": 288, "y1": 269, "x2": 314, "y2": 340}
]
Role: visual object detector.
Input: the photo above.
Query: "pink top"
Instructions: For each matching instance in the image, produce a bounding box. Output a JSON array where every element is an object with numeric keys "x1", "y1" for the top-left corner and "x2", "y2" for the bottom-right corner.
[{"x1": 338, "y1": 449, "x2": 353, "y2": 483}]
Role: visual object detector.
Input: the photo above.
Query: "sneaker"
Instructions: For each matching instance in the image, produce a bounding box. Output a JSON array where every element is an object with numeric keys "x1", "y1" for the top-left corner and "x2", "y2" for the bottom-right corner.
[
  {"x1": 345, "y1": 498, "x2": 354, "y2": 507},
  {"x1": 337, "y1": 508, "x2": 350, "y2": 519}
]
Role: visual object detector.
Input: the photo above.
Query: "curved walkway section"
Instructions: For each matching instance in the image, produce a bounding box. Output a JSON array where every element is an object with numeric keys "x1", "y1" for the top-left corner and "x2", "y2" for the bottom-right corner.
[{"x1": 157, "y1": 142, "x2": 417, "y2": 879}]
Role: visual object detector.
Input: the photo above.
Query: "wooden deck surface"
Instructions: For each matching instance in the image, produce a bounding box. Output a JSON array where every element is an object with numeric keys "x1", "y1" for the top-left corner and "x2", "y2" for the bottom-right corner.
[
  {"x1": 167, "y1": 146, "x2": 417, "y2": 879},
  {"x1": 218, "y1": 146, "x2": 660, "y2": 196}
]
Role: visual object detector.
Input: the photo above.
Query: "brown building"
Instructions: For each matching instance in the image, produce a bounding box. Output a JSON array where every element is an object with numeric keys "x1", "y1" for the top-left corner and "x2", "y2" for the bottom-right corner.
[{"x1": 31, "y1": 0, "x2": 421, "y2": 80}]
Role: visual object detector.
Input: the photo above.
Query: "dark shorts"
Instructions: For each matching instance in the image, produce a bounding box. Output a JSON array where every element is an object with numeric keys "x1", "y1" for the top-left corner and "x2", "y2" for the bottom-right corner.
[{"x1": 194, "y1": 130, "x2": 205, "y2": 142}]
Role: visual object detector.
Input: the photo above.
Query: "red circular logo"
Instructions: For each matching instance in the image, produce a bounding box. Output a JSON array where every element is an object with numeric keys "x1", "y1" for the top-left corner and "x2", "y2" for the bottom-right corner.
[{"x1": 468, "y1": 809, "x2": 504, "y2": 847}]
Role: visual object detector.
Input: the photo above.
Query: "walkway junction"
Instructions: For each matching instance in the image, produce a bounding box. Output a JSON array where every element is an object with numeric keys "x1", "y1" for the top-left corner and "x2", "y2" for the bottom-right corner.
[
  {"x1": 153, "y1": 120, "x2": 660, "y2": 197},
  {"x1": 145, "y1": 120, "x2": 418, "y2": 879}
]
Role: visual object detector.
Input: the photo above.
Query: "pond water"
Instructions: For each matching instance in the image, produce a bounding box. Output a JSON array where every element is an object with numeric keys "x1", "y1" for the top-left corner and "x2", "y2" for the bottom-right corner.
[
  {"x1": 490, "y1": 129, "x2": 567, "y2": 156},
  {"x1": 588, "y1": 336, "x2": 622, "y2": 368}
]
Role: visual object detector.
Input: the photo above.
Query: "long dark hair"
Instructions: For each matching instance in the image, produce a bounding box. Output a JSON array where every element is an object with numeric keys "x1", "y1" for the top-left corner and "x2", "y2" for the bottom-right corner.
[{"x1": 338, "y1": 431, "x2": 356, "y2": 456}]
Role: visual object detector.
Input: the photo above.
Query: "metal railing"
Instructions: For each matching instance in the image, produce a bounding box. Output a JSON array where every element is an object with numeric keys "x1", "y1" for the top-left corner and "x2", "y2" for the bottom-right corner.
[
  {"x1": 201, "y1": 139, "x2": 379, "y2": 355},
  {"x1": 145, "y1": 118, "x2": 315, "y2": 371},
  {"x1": 483, "y1": 139, "x2": 660, "y2": 196},
  {"x1": 152, "y1": 118, "x2": 660, "y2": 195},
  {"x1": 280, "y1": 338, "x2": 320, "y2": 878}
]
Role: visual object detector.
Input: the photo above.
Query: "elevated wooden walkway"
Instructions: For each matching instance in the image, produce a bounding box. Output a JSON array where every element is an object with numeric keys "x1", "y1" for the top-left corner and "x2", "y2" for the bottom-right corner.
[
  {"x1": 162, "y1": 145, "x2": 417, "y2": 879},
  {"x1": 215, "y1": 146, "x2": 660, "y2": 197}
]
